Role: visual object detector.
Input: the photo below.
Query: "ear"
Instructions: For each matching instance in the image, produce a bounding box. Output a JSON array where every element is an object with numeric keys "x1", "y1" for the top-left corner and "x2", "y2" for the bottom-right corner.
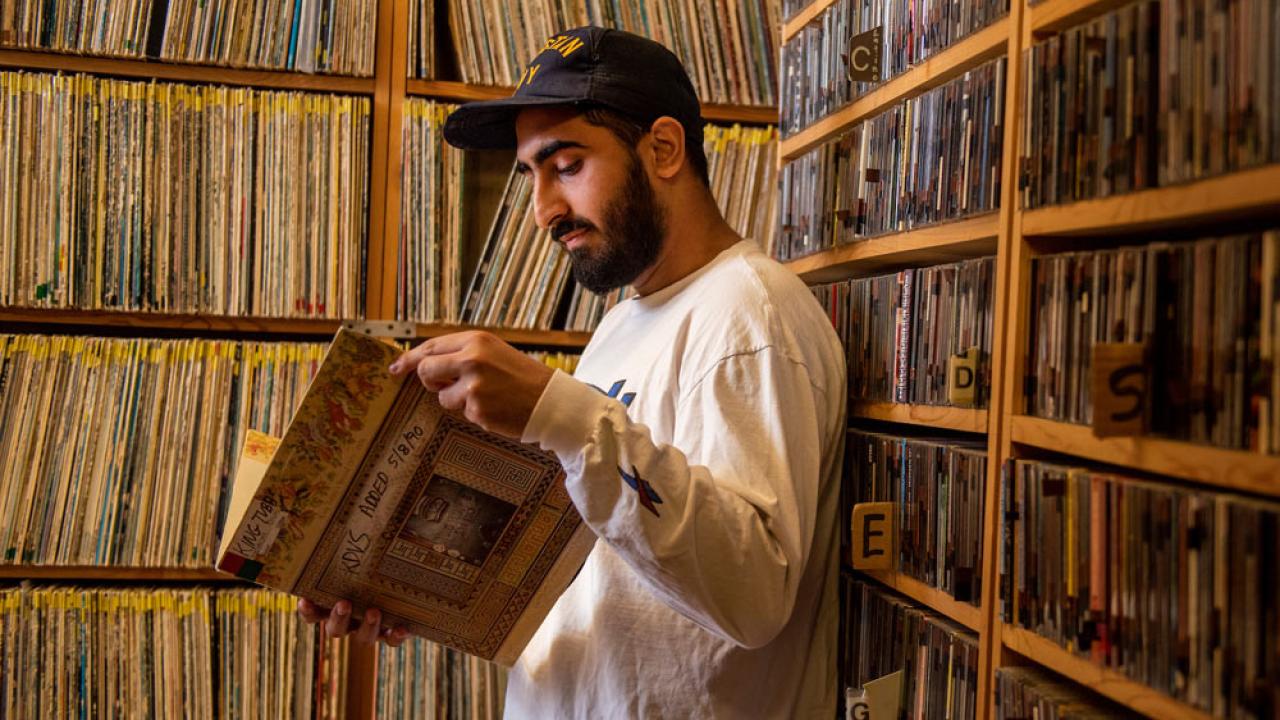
[{"x1": 646, "y1": 116, "x2": 686, "y2": 181}]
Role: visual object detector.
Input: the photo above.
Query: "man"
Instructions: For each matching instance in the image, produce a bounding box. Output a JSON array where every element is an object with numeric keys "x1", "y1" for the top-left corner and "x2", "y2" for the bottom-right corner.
[{"x1": 300, "y1": 26, "x2": 847, "y2": 718}]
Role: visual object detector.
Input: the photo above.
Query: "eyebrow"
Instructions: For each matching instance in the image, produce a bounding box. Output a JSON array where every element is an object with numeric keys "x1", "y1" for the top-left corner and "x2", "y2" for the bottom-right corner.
[{"x1": 515, "y1": 139, "x2": 587, "y2": 174}]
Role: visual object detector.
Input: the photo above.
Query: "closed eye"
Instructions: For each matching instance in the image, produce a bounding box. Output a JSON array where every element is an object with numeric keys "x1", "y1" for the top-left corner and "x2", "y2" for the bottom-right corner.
[{"x1": 556, "y1": 159, "x2": 583, "y2": 176}]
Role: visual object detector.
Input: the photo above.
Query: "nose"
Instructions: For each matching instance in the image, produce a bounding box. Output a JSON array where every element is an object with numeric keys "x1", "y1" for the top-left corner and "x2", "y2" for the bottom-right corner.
[{"x1": 530, "y1": 173, "x2": 569, "y2": 230}]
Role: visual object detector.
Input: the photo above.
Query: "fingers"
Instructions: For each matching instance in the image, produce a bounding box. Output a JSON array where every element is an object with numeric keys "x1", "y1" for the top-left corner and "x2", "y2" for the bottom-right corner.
[
  {"x1": 416, "y1": 352, "x2": 471, "y2": 393},
  {"x1": 389, "y1": 332, "x2": 486, "y2": 376},
  {"x1": 324, "y1": 600, "x2": 353, "y2": 637},
  {"x1": 382, "y1": 626, "x2": 410, "y2": 648},
  {"x1": 354, "y1": 607, "x2": 382, "y2": 645},
  {"x1": 297, "y1": 598, "x2": 328, "y2": 624}
]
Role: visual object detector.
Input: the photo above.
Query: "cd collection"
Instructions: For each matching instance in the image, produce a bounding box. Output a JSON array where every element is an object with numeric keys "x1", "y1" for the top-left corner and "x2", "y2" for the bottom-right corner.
[
  {"x1": 814, "y1": 257, "x2": 996, "y2": 408},
  {"x1": 844, "y1": 431, "x2": 987, "y2": 605},
  {"x1": 999, "y1": 458, "x2": 1280, "y2": 716},
  {"x1": 1019, "y1": 0, "x2": 1278, "y2": 209},
  {"x1": 839, "y1": 575, "x2": 979, "y2": 720},
  {"x1": 777, "y1": 58, "x2": 1004, "y2": 261},
  {"x1": 1025, "y1": 231, "x2": 1280, "y2": 454},
  {"x1": 994, "y1": 667, "x2": 1129, "y2": 718},
  {"x1": 780, "y1": 0, "x2": 1007, "y2": 135}
]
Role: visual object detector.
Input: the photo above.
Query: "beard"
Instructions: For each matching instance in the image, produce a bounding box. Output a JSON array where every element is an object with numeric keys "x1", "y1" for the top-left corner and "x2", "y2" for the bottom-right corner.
[{"x1": 550, "y1": 151, "x2": 667, "y2": 295}]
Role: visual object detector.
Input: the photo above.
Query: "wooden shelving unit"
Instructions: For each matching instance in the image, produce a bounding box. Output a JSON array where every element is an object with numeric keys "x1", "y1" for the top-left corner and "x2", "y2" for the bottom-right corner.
[
  {"x1": 982, "y1": 0, "x2": 1280, "y2": 713},
  {"x1": 1011, "y1": 416, "x2": 1280, "y2": 497},
  {"x1": 0, "y1": 565, "x2": 239, "y2": 582},
  {"x1": 1019, "y1": 164, "x2": 1280, "y2": 237},
  {"x1": 784, "y1": 213, "x2": 1000, "y2": 282},
  {"x1": 0, "y1": 48, "x2": 376, "y2": 93},
  {"x1": 851, "y1": 402, "x2": 991, "y2": 434},
  {"x1": 782, "y1": 3, "x2": 1020, "y2": 717},
  {"x1": 858, "y1": 569, "x2": 984, "y2": 632},
  {"x1": 2, "y1": 4, "x2": 781, "y2": 719},
  {"x1": 0, "y1": 308, "x2": 346, "y2": 337},
  {"x1": 405, "y1": 78, "x2": 778, "y2": 125},
  {"x1": 999, "y1": 625, "x2": 1215, "y2": 720}
]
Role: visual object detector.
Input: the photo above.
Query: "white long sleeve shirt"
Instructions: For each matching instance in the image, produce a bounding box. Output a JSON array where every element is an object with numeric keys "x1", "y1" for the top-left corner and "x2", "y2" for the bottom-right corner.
[{"x1": 509, "y1": 240, "x2": 847, "y2": 719}]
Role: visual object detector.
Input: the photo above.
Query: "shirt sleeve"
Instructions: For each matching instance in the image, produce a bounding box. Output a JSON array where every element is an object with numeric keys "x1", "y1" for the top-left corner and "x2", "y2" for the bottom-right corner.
[{"x1": 520, "y1": 347, "x2": 828, "y2": 649}]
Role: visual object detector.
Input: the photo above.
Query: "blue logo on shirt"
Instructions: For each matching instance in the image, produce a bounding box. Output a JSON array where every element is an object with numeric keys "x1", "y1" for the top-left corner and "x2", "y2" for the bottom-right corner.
[
  {"x1": 618, "y1": 465, "x2": 663, "y2": 517},
  {"x1": 590, "y1": 379, "x2": 635, "y2": 407}
]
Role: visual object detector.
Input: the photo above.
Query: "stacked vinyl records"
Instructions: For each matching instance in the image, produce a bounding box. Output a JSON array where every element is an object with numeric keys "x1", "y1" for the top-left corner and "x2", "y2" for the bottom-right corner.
[
  {"x1": 0, "y1": 334, "x2": 324, "y2": 567},
  {"x1": 377, "y1": 638, "x2": 506, "y2": 720},
  {"x1": 0, "y1": 71, "x2": 370, "y2": 319},
  {"x1": 0, "y1": 0, "x2": 375, "y2": 75},
  {"x1": 437, "y1": 0, "x2": 778, "y2": 106}
]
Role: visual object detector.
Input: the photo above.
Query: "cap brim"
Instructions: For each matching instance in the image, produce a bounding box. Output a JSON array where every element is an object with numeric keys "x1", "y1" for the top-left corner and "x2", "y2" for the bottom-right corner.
[{"x1": 443, "y1": 95, "x2": 582, "y2": 150}]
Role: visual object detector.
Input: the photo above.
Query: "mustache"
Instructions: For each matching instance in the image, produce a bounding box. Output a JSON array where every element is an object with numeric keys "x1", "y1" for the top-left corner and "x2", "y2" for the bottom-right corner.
[{"x1": 551, "y1": 218, "x2": 596, "y2": 242}]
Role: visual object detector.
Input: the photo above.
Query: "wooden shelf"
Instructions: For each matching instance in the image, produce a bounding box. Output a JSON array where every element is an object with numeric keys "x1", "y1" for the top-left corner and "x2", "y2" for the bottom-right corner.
[
  {"x1": 1, "y1": 307, "x2": 344, "y2": 336},
  {"x1": 414, "y1": 323, "x2": 591, "y2": 348},
  {"x1": 406, "y1": 78, "x2": 777, "y2": 125},
  {"x1": 0, "y1": 48, "x2": 375, "y2": 94},
  {"x1": 783, "y1": 0, "x2": 841, "y2": 42},
  {"x1": 858, "y1": 568, "x2": 984, "y2": 632},
  {"x1": 780, "y1": 18, "x2": 1010, "y2": 161},
  {"x1": 784, "y1": 214, "x2": 1000, "y2": 282},
  {"x1": 1029, "y1": 0, "x2": 1149, "y2": 36},
  {"x1": 1, "y1": 308, "x2": 592, "y2": 347},
  {"x1": 852, "y1": 402, "x2": 989, "y2": 433},
  {"x1": 1020, "y1": 164, "x2": 1280, "y2": 237},
  {"x1": 0, "y1": 565, "x2": 239, "y2": 582},
  {"x1": 1010, "y1": 415, "x2": 1280, "y2": 498},
  {"x1": 1001, "y1": 625, "x2": 1214, "y2": 720}
]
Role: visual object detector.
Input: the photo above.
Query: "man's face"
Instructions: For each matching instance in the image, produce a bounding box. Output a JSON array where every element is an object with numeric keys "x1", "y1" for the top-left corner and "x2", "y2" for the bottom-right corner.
[{"x1": 514, "y1": 107, "x2": 667, "y2": 294}]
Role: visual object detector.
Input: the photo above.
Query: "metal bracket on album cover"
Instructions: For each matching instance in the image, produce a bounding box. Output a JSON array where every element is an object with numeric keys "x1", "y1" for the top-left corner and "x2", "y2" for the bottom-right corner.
[{"x1": 342, "y1": 320, "x2": 416, "y2": 339}]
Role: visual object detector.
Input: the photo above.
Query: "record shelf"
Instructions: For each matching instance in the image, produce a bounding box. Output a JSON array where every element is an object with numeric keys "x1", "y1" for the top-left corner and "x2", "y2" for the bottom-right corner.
[
  {"x1": 785, "y1": 0, "x2": 1280, "y2": 710},
  {"x1": 0, "y1": 1, "x2": 778, "y2": 719},
  {"x1": 780, "y1": 0, "x2": 1022, "y2": 712}
]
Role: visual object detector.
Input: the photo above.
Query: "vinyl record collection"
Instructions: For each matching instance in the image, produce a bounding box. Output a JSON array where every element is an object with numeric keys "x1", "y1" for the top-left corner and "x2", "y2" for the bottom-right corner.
[
  {"x1": 813, "y1": 257, "x2": 996, "y2": 408},
  {"x1": 704, "y1": 123, "x2": 780, "y2": 255},
  {"x1": 0, "y1": 586, "x2": 341, "y2": 720},
  {"x1": 407, "y1": 0, "x2": 435, "y2": 79},
  {"x1": 444, "y1": 117, "x2": 780, "y2": 331},
  {"x1": 0, "y1": 334, "x2": 325, "y2": 568},
  {"x1": 438, "y1": 0, "x2": 778, "y2": 106},
  {"x1": 839, "y1": 574, "x2": 980, "y2": 720},
  {"x1": 377, "y1": 638, "x2": 506, "y2": 720},
  {"x1": 998, "y1": 459, "x2": 1280, "y2": 716},
  {"x1": 460, "y1": 169, "x2": 580, "y2": 331},
  {"x1": 1025, "y1": 231, "x2": 1280, "y2": 454},
  {"x1": 1018, "y1": 0, "x2": 1279, "y2": 209},
  {"x1": 0, "y1": 71, "x2": 371, "y2": 319},
  {"x1": 398, "y1": 99, "x2": 466, "y2": 323},
  {"x1": 844, "y1": 431, "x2": 987, "y2": 605},
  {"x1": 994, "y1": 667, "x2": 1129, "y2": 718},
  {"x1": 0, "y1": 0, "x2": 376, "y2": 75},
  {"x1": 780, "y1": 0, "x2": 1008, "y2": 135},
  {"x1": 777, "y1": 58, "x2": 1005, "y2": 261}
]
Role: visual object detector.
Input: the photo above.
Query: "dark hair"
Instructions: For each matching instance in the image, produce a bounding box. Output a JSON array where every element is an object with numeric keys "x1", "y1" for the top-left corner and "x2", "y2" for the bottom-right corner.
[{"x1": 580, "y1": 105, "x2": 710, "y2": 188}]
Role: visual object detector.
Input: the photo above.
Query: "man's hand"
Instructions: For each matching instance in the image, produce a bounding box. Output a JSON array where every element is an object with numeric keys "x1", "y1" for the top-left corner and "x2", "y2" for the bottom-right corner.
[
  {"x1": 298, "y1": 598, "x2": 410, "y2": 647},
  {"x1": 389, "y1": 331, "x2": 556, "y2": 439}
]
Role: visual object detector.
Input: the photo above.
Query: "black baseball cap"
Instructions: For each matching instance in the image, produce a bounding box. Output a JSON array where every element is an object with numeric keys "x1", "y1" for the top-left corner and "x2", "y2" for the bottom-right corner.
[{"x1": 443, "y1": 26, "x2": 704, "y2": 151}]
